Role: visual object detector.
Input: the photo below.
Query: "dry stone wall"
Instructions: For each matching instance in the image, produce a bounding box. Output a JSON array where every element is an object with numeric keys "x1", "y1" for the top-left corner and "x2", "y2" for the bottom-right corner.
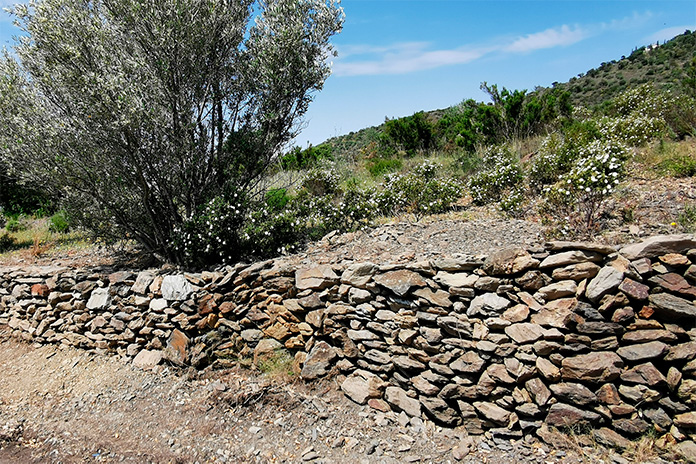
[{"x1": 2, "y1": 234, "x2": 696, "y2": 449}]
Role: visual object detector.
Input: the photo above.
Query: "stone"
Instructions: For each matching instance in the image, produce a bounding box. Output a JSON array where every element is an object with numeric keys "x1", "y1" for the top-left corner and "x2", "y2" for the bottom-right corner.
[
  {"x1": 384, "y1": 386, "x2": 421, "y2": 417},
  {"x1": 577, "y1": 322, "x2": 624, "y2": 336},
  {"x1": 420, "y1": 397, "x2": 461, "y2": 426},
  {"x1": 679, "y1": 380, "x2": 696, "y2": 405},
  {"x1": 149, "y1": 298, "x2": 167, "y2": 311},
  {"x1": 531, "y1": 298, "x2": 576, "y2": 328},
  {"x1": 450, "y1": 352, "x2": 485, "y2": 374},
  {"x1": 649, "y1": 293, "x2": 696, "y2": 320},
  {"x1": 434, "y1": 271, "x2": 478, "y2": 289},
  {"x1": 665, "y1": 342, "x2": 696, "y2": 362},
  {"x1": 437, "y1": 316, "x2": 473, "y2": 338},
  {"x1": 675, "y1": 412, "x2": 696, "y2": 428},
  {"x1": 412, "y1": 375, "x2": 439, "y2": 396},
  {"x1": 132, "y1": 349, "x2": 162, "y2": 370},
  {"x1": 614, "y1": 418, "x2": 650, "y2": 436},
  {"x1": 253, "y1": 338, "x2": 283, "y2": 364},
  {"x1": 348, "y1": 287, "x2": 372, "y2": 305},
  {"x1": 561, "y1": 352, "x2": 623, "y2": 383},
  {"x1": 473, "y1": 401, "x2": 510, "y2": 426},
  {"x1": 486, "y1": 363, "x2": 515, "y2": 384},
  {"x1": 649, "y1": 273, "x2": 696, "y2": 297},
  {"x1": 467, "y1": 293, "x2": 510, "y2": 318},
  {"x1": 596, "y1": 384, "x2": 621, "y2": 405},
  {"x1": 413, "y1": 288, "x2": 452, "y2": 307},
  {"x1": 549, "y1": 383, "x2": 597, "y2": 405},
  {"x1": 617, "y1": 341, "x2": 668, "y2": 362},
  {"x1": 619, "y1": 384, "x2": 661, "y2": 403},
  {"x1": 347, "y1": 329, "x2": 380, "y2": 342},
  {"x1": 87, "y1": 287, "x2": 111, "y2": 310},
  {"x1": 618, "y1": 278, "x2": 650, "y2": 300},
  {"x1": 393, "y1": 356, "x2": 426, "y2": 371},
  {"x1": 504, "y1": 323, "x2": 545, "y2": 344},
  {"x1": 161, "y1": 275, "x2": 193, "y2": 301},
  {"x1": 31, "y1": 283, "x2": 50, "y2": 297},
  {"x1": 545, "y1": 403, "x2": 600, "y2": 427},
  {"x1": 482, "y1": 247, "x2": 539, "y2": 276},
  {"x1": 132, "y1": 271, "x2": 155, "y2": 294},
  {"x1": 585, "y1": 266, "x2": 624, "y2": 302},
  {"x1": 676, "y1": 441, "x2": 696, "y2": 464},
  {"x1": 536, "y1": 280, "x2": 577, "y2": 300},
  {"x1": 163, "y1": 329, "x2": 189, "y2": 366},
  {"x1": 296, "y1": 266, "x2": 339, "y2": 290},
  {"x1": 341, "y1": 370, "x2": 388, "y2": 405},
  {"x1": 620, "y1": 363, "x2": 667, "y2": 387},
  {"x1": 543, "y1": 250, "x2": 605, "y2": 269},
  {"x1": 536, "y1": 357, "x2": 561, "y2": 382},
  {"x1": 552, "y1": 261, "x2": 601, "y2": 281},
  {"x1": 502, "y1": 304, "x2": 529, "y2": 323},
  {"x1": 593, "y1": 428, "x2": 631, "y2": 450},
  {"x1": 300, "y1": 341, "x2": 337, "y2": 380},
  {"x1": 620, "y1": 234, "x2": 696, "y2": 260},
  {"x1": 525, "y1": 378, "x2": 552, "y2": 406},
  {"x1": 340, "y1": 263, "x2": 377, "y2": 287},
  {"x1": 622, "y1": 329, "x2": 677, "y2": 344},
  {"x1": 373, "y1": 270, "x2": 426, "y2": 296}
]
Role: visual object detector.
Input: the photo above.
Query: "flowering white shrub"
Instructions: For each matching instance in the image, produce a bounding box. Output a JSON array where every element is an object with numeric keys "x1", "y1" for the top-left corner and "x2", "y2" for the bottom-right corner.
[
  {"x1": 468, "y1": 145, "x2": 523, "y2": 205},
  {"x1": 542, "y1": 139, "x2": 630, "y2": 236},
  {"x1": 374, "y1": 161, "x2": 462, "y2": 218},
  {"x1": 301, "y1": 166, "x2": 341, "y2": 196},
  {"x1": 613, "y1": 83, "x2": 668, "y2": 118},
  {"x1": 596, "y1": 115, "x2": 666, "y2": 147}
]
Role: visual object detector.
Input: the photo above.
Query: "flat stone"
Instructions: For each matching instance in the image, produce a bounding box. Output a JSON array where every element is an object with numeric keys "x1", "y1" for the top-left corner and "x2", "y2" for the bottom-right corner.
[
  {"x1": 535, "y1": 357, "x2": 561, "y2": 382},
  {"x1": 622, "y1": 329, "x2": 677, "y2": 344},
  {"x1": 531, "y1": 298, "x2": 576, "y2": 328},
  {"x1": 434, "y1": 271, "x2": 477, "y2": 288},
  {"x1": 420, "y1": 397, "x2": 461, "y2": 426},
  {"x1": 340, "y1": 263, "x2": 377, "y2": 287},
  {"x1": 665, "y1": 342, "x2": 696, "y2": 362},
  {"x1": 385, "y1": 386, "x2": 421, "y2": 417},
  {"x1": 348, "y1": 287, "x2": 372, "y2": 304},
  {"x1": 473, "y1": 401, "x2": 510, "y2": 426},
  {"x1": 86, "y1": 287, "x2": 111, "y2": 310},
  {"x1": 393, "y1": 356, "x2": 427, "y2": 371},
  {"x1": 614, "y1": 417, "x2": 650, "y2": 436},
  {"x1": 296, "y1": 266, "x2": 339, "y2": 290},
  {"x1": 437, "y1": 316, "x2": 473, "y2": 338},
  {"x1": 585, "y1": 266, "x2": 624, "y2": 302},
  {"x1": 341, "y1": 370, "x2": 388, "y2": 404},
  {"x1": 620, "y1": 234, "x2": 696, "y2": 260},
  {"x1": 561, "y1": 352, "x2": 623, "y2": 383},
  {"x1": 545, "y1": 403, "x2": 600, "y2": 427},
  {"x1": 132, "y1": 271, "x2": 155, "y2": 294},
  {"x1": 620, "y1": 363, "x2": 667, "y2": 387},
  {"x1": 539, "y1": 250, "x2": 602, "y2": 268},
  {"x1": 617, "y1": 341, "x2": 668, "y2": 362},
  {"x1": 482, "y1": 247, "x2": 539, "y2": 276},
  {"x1": 502, "y1": 304, "x2": 529, "y2": 323},
  {"x1": 132, "y1": 350, "x2": 162, "y2": 370},
  {"x1": 649, "y1": 293, "x2": 696, "y2": 320},
  {"x1": 679, "y1": 380, "x2": 696, "y2": 405},
  {"x1": 676, "y1": 441, "x2": 696, "y2": 464},
  {"x1": 450, "y1": 351, "x2": 485, "y2": 374},
  {"x1": 546, "y1": 241, "x2": 616, "y2": 255},
  {"x1": 577, "y1": 322, "x2": 624, "y2": 336},
  {"x1": 467, "y1": 293, "x2": 510, "y2": 318},
  {"x1": 593, "y1": 428, "x2": 631, "y2": 450},
  {"x1": 413, "y1": 288, "x2": 452, "y2": 307},
  {"x1": 551, "y1": 262, "x2": 600, "y2": 281},
  {"x1": 649, "y1": 273, "x2": 696, "y2": 297},
  {"x1": 504, "y1": 323, "x2": 545, "y2": 344},
  {"x1": 526, "y1": 378, "x2": 552, "y2": 406},
  {"x1": 163, "y1": 329, "x2": 189, "y2": 366},
  {"x1": 536, "y1": 280, "x2": 577, "y2": 300},
  {"x1": 161, "y1": 275, "x2": 193, "y2": 301},
  {"x1": 373, "y1": 270, "x2": 426, "y2": 296},
  {"x1": 549, "y1": 383, "x2": 597, "y2": 406},
  {"x1": 300, "y1": 341, "x2": 337, "y2": 380},
  {"x1": 619, "y1": 384, "x2": 661, "y2": 403},
  {"x1": 618, "y1": 278, "x2": 650, "y2": 300}
]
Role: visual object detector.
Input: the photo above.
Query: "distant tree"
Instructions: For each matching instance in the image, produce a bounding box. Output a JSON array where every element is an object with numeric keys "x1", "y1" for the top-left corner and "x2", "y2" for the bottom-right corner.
[
  {"x1": 0, "y1": 0, "x2": 343, "y2": 264},
  {"x1": 381, "y1": 111, "x2": 435, "y2": 156}
]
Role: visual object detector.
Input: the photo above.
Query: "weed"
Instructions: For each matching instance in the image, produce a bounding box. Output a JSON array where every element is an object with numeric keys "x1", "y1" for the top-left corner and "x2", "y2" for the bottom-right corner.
[
  {"x1": 48, "y1": 210, "x2": 70, "y2": 233},
  {"x1": 0, "y1": 232, "x2": 15, "y2": 252},
  {"x1": 366, "y1": 158, "x2": 402, "y2": 178},
  {"x1": 678, "y1": 204, "x2": 696, "y2": 232},
  {"x1": 658, "y1": 154, "x2": 696, "y2": 177},
  {"x1": 256, "y1": 348, "x2": 296, "y2": 381}
]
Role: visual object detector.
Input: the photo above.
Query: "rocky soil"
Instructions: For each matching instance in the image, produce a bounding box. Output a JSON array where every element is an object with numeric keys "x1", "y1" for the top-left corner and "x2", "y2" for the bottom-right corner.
[{"x1": 0, "y1": 334, "x2": 674, "y2": 464}]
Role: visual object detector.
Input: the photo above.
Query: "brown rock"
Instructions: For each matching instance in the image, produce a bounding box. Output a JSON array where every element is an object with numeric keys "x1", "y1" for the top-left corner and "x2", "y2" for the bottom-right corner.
[
  {"x1": 614, "y1": 418, "x2": 650, "y2": 436},
  {"x1": 450, "y1": 352, "x2": 485, "y2": 374},
  {"x1": 549, "y1": 383, "x2": 597, "y2": 405},
  {"x1": 659, "y1": 253, "x2": 691, "y2": 267},
  {"x1": 413, "y1": 288, "x2": 452, "y2": 307},
  {"x1": 132, "y1": 350, "x2": 162, "y2": 370},
  {"x1": 620, "y1": 235, "x2": 696, "y2": 260},
  {"x1": 536, "y1": 280, "x2": 577, "y2": 300},
  {"x1": 545, "y1": 403, "x2": 600, "y2": 427},
  {"x1": 539, "y1": 250, "x2": 602, "y2": 268},
  {"x1": 502, "y1": 304, "x2": 530, "y2": 323},
  {"x1": 473, "y1": 401, "x2": 510, "y2": 426},
  {"x1": 649, "y1": 273, "x2": 696, "y2": 297},
  {"x1": 373, "y1": 269, "x2": 426, "y2": 296},
  {"x1": 649, "y1": 293, "x2": 696, "y2": 320},
  {"x1": 163, "y1": 329, "x2": 189, "y2": 366},
  {"x1": 551, "y1": 262, "x2": 600, "y2": 281},
  {"x1": 593, "y1": 428, "x2": 631, "y2": 450},
  {"x1": 618, "y1": 278, "x2": 650, "y2": 300},
  {"x1": 341, "y1": 370, "x2": 388, "y2": 404},
  {"x1": 617, "y1": 341, "x2": 668, "y2": 362},
  {"x1": 535, "y1": 357, "x2": 561, "y2": 382},
  {"x1": 596, "y1": 384, "x2": 621, "y2": 405},
  {"x1": 295, "y1": 265, "x2": 339, "y2": 290},
  {"x1": 420, "y1": 397, "x2": 461, "y2": 426},
  {"x1": 531, "y1": 298, "x2": 577, "y2": 329},
  {"x1": 385, "y1": 386, "x2": 421, "y2": 417},
  {"x1": 300, "y1": 341, "x2": 337, "y2": 380},
  {"x1": 665, "y1": 342, "x2": 696, "y2": 362},
  {"x1": 619, "y1": 363, "x2": 667, "y2": 387},
  {"x1": 561, "y1": 352, "x2": 623, "y2": 383},
  {"x1": 675, "y1": 412, "x2": 696, "y2": 428},
  {"x1": 526, "y1": 378, "x2": 552, "y2": 406},
  {"x1": 482, "y1": 247, "x2": 540, "y2": 275},
  {"x1": 505, "y1": 323, "x2": 545, "y2": 344}
]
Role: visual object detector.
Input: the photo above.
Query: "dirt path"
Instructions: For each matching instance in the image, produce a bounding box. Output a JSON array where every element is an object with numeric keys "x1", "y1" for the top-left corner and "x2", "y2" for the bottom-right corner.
[{"x1": 0, "y1": 332, "x2": 642, "y2": 464}]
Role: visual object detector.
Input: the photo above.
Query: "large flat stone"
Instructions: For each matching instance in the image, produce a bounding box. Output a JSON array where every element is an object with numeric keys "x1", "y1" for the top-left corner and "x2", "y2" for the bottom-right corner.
[
  {"x1": 585, "y1": 266, "x2": 624, "y2": 302},
  {"x1": 296, "y1": 266, "x2": 339, "y2": 291},
  {"x1": 620, "y1": 234, "x2": 696, "y2": 260},
  {"x1": 385, "y1": 386, "x2": 421, "y2": 417},
  {"x1": 561, "y1": 352, "x2": 623, "y2": 383},
  {"x1": 161, "y1": 275, "x2": 193, "y2": 301},
  {"x1": 648, "y1": 293, "x2": 696, "y2": 320},
  {"x1": 373, "y1": 270, "x2": 426, "y2": 296}
]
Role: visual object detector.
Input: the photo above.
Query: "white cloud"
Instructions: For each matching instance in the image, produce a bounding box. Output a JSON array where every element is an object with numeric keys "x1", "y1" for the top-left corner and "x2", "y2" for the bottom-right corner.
[
  {"x1": 333, "y1": 42, "x2": 487, "y2": 76},
  {"x1": 645, "y1": 25, "x2": 695, "y2": 44},
  {"x1": 505, "y1": 25, "x2": 588, "y2": 53}
]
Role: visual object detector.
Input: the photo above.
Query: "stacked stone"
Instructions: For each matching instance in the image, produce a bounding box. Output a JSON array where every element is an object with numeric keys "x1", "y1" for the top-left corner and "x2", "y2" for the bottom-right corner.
[{"x1": 1, "y1": 234, "x2": 695, "y2": 449}]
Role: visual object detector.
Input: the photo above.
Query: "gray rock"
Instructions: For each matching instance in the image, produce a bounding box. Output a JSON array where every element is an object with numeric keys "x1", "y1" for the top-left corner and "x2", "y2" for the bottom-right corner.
[
  {"x1": 549, "y1": 383, "x2": 597, "y2": 405},
  {"x1": 545, "y1": 403, "x2": 600, "y2": 427},
  {"x1": 585, "y1": 266, "x2": 624, "y2": 302},
  {"x1": 539, "y1": 250, "x2": 602, "y2": 268},
  {"x1": 86, "y1": 287, "x2": 111, "y2": 310},
  {"x1": 341, "y1": 370, "x2": 388, "y2": 404},
  {"x1": 296, "y1": 266, "x2": 339, "y2": 290},
  {"x1": 467, "y1": 293, "x2": 510, "y2": 318},
  {"x1": 504, "y1": 323, "x2": 545, "y2": 344},
  {"x1": 648, "y1": 293, "x2": 696, "y2": 320},
  {"x1": 536, "y1": 280, "x2": 577, "y2": 300},
  {"x1": 300, "y1": 341, "x2": 337, "y2": 380},
  {"x1": 161, "y1": 275, "x2": 193, "y2": 301},
  {"x1": 340, "y1": 263, "x2": 377, "y2": 288},
  {"x1": 473, "y1": 401, "x2": 510, "y2": 426},
  {"x1": 620, "y1": 234, "x2": 696, "y2": 260},
  {"x1": 373, "y1": 269, "x2": 426, "y2": 296},
  {"x1": 482, "y1": 247, "x2": 539, "y2": 276},
  {"x1": 617, "y1": 341, "x2": 668, "y2": 362},
  {"x1": 132, "y1": 349, "x2": 162, "y2": 370},
  {"x1": 131, "y1": 271, "x2": 155, "y2": 294},
  {"x1": 385, "y1": 386, "x2": 421, "y2": 417}
]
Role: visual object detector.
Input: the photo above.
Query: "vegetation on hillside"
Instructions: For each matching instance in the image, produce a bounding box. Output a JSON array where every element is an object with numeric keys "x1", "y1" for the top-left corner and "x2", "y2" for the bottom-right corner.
[{"x1": 1, "y1": 18, "x2": 695, "y2": 267}]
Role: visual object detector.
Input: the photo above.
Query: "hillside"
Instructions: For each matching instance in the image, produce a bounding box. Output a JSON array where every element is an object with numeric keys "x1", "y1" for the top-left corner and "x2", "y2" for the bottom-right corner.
[{"x1": 317, "y1": 30, "x2": 696, "y2": 160}]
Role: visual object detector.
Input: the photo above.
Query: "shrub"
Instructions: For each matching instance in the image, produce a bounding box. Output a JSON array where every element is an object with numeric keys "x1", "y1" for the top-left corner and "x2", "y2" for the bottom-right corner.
[
  {"x1": 658, "y1": 154, "x2": 696, "y2": 177},
  {"x1": 678, "y1": 204, "x2": 696, "y2": 233},
  {"x1": 468, "y1": 145, "x2": 523, "y2": 205},
  {"x1": 596, "y1": 115, "x2": 666, "y2": 147},
  {"x1": 301, "y1": 166, "x2": 341, "y2": 196},
  {"x1": 48, "y1": 210, "x2": 70, "y2": 233},
  {"x1": 4, "y1": 216, "x2": 25, "y2": 233},
  {"x1": 374, "y1": 162, "x2": 462, "y2": 219},
  {"x1": 366, "y1": 158, "x2": 403, "y2": 178},
  {"x1": 528, "y1": 134, "x2": 577, "y2": 191},
  {"x1": 541, "y1": 139, "x2": 630, "y2": 236},
  {"x1": 0, "y1": 232, "x2": 15, "y2": 252}
]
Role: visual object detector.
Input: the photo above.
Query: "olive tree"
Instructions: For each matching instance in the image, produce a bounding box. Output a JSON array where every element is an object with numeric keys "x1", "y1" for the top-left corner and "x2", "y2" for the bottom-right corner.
[{"x1": 0, "y1": 0, "x2": 343, "y2": 264}]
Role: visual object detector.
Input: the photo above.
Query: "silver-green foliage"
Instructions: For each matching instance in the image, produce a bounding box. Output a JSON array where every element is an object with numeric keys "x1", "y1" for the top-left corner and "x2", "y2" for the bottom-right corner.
[{"x1": 0, "y1": 0, "x2": 343, "y2": 264}]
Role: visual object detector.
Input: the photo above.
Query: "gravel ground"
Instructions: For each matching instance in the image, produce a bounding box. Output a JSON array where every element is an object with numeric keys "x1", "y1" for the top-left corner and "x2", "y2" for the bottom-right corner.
[{"x1": 0, "y1": 331, "x2": 680, "y2": 464}]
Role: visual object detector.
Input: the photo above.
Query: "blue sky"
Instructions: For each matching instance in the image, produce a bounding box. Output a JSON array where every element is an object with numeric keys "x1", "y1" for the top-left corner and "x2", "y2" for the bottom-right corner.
[{"x1": 2, "y1": 0, "x2": 695, "y2": 146}]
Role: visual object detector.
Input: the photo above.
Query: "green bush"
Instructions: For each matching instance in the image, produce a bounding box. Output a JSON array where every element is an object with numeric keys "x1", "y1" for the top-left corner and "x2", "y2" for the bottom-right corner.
[
  {"x1": 4, "y1": 216, "x2": 25, "y2": 233},
  {"x1": 678, "y1": 204, "x2": 696, "y2": 232},
  {"x1": 659, "y1": 154, "x2": 696, "y2": 177},
  {"x1": 528, "y1": 134, "x2": 577, "y2": 191},
  {"x1": 0, "y1": 232, "x2": 15, "y2": 252},
  {"x1": 265, "y1": 188, "x2": 291, "y2": 211},
  {"x1": 301, "y1": 166, "x2": 341, "y2": 196},
  {"x1": 366, "y1": 158, "x2": 403, "y2": 178},
  {"x1": 48, "y1": 210, "x2": 70, "y2": 233}
]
